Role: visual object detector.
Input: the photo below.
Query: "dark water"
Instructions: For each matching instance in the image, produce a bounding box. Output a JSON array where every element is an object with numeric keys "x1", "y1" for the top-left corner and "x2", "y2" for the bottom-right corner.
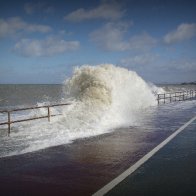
[
  {"x1": 0, "y1": 84, "x2": 195, "y2": 109},
  {"x1": 0, "y1": 84, "x2": 63, "y2": 109}
]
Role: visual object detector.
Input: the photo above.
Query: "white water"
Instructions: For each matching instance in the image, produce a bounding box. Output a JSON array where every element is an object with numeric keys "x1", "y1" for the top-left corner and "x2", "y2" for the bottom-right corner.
[
  {"x1": 63, "y1": 64, "x2": 159, "y2": 128},
  {"x1": 0, "y1": 64, "x2": 163, "y2": 157}
]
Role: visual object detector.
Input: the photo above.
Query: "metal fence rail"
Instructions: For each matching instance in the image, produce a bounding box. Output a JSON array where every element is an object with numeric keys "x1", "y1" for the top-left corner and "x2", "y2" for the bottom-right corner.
[
  {"x1": 0, "y1": 90, "x2": 196, "y2": 136},
  {"x1": 157, "y1": 90, "x2": 196, "y2": 104},
  {"x1": 0, "y1": 103, "x2": 71, "y2": 136}
]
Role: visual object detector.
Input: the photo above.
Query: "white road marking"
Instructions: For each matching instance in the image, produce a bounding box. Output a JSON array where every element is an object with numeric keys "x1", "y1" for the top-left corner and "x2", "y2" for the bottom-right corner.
[{"x1": 92, "y1": 115, "x2": 196, "y2": 196}]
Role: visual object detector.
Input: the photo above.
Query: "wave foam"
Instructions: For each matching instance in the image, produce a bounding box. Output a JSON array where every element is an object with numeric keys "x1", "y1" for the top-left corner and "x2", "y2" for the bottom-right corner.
[
  {"x1": 0, "y1": 64, "x2": 160, "y2": 157},
  {"x1": 63, "y1": 64, "x2": 157, "y2": 129}
]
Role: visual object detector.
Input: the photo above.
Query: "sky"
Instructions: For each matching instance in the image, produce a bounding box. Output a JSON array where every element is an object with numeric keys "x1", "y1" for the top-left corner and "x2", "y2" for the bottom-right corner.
[{"x1": 0, "y1": 0, "x2": 196, "y2": 84}]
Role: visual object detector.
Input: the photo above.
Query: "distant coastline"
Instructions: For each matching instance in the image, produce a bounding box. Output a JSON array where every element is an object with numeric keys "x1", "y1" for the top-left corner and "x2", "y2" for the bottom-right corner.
[{"x1": 180, "y1": 81, "x2": 196, "y2": 85}]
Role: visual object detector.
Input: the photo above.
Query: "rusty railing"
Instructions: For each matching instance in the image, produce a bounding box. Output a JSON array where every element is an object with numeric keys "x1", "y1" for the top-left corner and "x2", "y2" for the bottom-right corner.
[
  {"x1": 0, "y1": 103, "x2": 71, "y2": 136},
  {"x1": 0, "y1": 90, "x2": 196, "y2": 136},
  {"x1": 157, "y1": 90, "x2": 196, "y2": 104}
]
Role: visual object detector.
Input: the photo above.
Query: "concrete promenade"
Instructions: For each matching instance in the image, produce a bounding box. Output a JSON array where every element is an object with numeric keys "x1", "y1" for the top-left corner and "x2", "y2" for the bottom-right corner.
[
  {"x1": 0, "y1": 105, "x2": 195, "y2": 196},
  {"x1": 105, "y1": 118, "x2": 196, "y2": 196}
]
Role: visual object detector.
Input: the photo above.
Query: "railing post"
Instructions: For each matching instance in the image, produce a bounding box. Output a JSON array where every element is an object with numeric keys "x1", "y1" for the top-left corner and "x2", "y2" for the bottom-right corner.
[
  {"x1": 157, "y1": 94, "x2": 160, "y2": 105},
  {"x1": 48, "y1": 106, "x2": 50, "y2": 122},
  {"x1": 164, "y1": 94, "x2": 165, "y2": 104},
  {"x1": 8, "y1": 111, "x2": 11, "y2": 136},
  {"x1": 170, "y1": 93, "x2": 172, "y2": 102}
]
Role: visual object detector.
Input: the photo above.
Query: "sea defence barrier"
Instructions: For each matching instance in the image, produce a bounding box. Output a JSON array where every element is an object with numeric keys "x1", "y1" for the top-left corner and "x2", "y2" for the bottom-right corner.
[
  {"x1": 0, "y1": 103, "x2": 71, "y2": 136},
  {"x1": 0, "y1": 90, "x2": 196, "y2": 136},
  {"x1": 157, "y1": 90, "x2": 196, "y2": 104}
]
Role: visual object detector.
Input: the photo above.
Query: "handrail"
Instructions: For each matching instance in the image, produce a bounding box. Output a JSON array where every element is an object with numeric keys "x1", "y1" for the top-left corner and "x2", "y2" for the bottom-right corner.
[
  {"x1": 157, "y1": 90, "x2": 196, "y2": 104},
  {"x1": 0, "y1": 102, "x2": 71, "y2": 136},
  {"x1": 0, "y1": 103, "x2": 71, "y2": 113},
  {"x1": 0, "y1": 90, "x2": 195, "y2": 136}
]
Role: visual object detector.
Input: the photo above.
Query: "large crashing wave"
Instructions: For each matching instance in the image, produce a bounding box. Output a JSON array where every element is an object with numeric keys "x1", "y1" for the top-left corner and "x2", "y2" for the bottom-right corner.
[
  {"x1": 0, "y1": 64, "x2": 160, "y2": 157},
  {"x1": 62, "y1": 64, "x2": 157, "y2": 130}
]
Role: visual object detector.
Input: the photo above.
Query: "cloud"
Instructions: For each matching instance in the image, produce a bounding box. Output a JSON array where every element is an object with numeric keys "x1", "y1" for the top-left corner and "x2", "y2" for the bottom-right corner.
[
  {"x1": 90, "y1": 22, "x2": 156, "y2": 51},
  {"x1": 13, "y1": 37, "x2": 80, "y2": 57},
  {"x1": 0, "y1": 17, "x2": 52, "y2": 38},
  {"x1": 164, "y1": 58, "x2": 196, "y2": 72},
  {"x1": 128, "y1": 33, "x2": 157, "y2": 51},
  {"x1": 120, "y1": 53, "x2": 196, "y2": 83},
  {"x1": 24, "y1": 2, "x2": 54, "y2": 14},
  {"x1": 64, "y1": 1, "x2": 124, "y2": 22},
  {"x1": 164, "y1": 23, "x2": 196, "y2": 44},
  {"x1": 90, "y1": 22, "x2": 130, "y2": 51},
  {"x1": 121, "y1": 52, "x2": 196, "y2": 74},
  {"x1": 121, "y1": 54, "x2": 158, "y2": 66}
]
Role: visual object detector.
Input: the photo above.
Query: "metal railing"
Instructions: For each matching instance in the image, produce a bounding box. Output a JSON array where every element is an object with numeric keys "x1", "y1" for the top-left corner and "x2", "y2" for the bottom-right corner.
[
  {"x1": 157, "y1": 90, "x2": 196, "y2": 104},
  {"x1": 0, "y1": 103, "x2": 71, "y2": 136},
  {"x1": 0, "y1": 90, "x2": 195, "y2": 136}
]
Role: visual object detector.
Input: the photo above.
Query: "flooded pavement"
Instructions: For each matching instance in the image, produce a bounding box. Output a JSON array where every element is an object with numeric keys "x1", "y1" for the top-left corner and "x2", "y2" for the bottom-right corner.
[
  {"x1": 106, "y1": 120, "x2": 196, "y2": 196},
  {"x1": 0, "y1": 101, "x2": 196, "y2": 195}
]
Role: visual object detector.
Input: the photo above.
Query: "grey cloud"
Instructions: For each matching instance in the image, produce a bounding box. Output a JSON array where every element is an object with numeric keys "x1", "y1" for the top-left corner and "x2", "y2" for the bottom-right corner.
[
  {"x1": 165, "y1": 59, "x2": 196, "y2": 72},
  {"x1": 0, "y1": 17, "x2": 52, "y2": 38},
  {"x1": 90, "y1": 22, "x2": 131, "y2": 51},
  {"x1": 164, "y1": 23, "x2": 196, "y2": 44},
  {"x1": 90, "y1": 22, "x2": 156, "y2": 52},
  {"x1": 128, "y1": 33, "x2": 157, "y2": 51},
  {"x1": 13, "y1": 37, "x2": 80, "y2": 57},
  {"x1": 64, "y1": 1, "x2": 124, "y2": 22},
  {"x1": 121, "y1": 54, "x2": 159, "y2": 66},
  {"x1": 24, "y1": 2, "x2": 55, "y2": 14}
]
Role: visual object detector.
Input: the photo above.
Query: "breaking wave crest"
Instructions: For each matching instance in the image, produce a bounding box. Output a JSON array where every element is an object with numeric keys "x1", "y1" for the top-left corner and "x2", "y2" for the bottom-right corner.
[
  {"x1": 62, "y1": 64, "x2": 157, "y2": 129},
  {"x1": 0, "y1": 64, "x2": 161, "y2": 157}
]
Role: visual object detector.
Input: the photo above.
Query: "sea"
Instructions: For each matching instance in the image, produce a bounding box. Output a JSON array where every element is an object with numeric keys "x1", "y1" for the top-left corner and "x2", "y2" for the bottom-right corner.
[{"x1": 0, "y1": 64, "x2": 196, "y2": 158}]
